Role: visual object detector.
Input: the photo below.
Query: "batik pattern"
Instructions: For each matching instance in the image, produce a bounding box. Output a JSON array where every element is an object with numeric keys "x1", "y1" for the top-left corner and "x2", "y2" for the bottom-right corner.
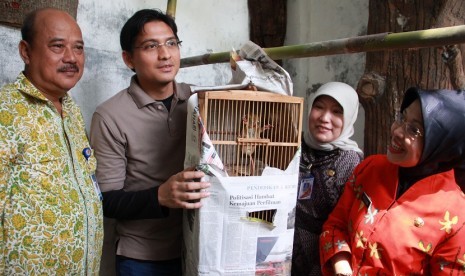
[{"x1": 0, "y1": 73, "x2": 103, "y2": 275}]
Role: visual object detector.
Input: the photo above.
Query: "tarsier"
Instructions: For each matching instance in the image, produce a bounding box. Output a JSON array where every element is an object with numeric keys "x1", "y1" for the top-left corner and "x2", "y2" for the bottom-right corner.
[{"x1": 240, "y1": 114, "x2": 273, "y2": 175}]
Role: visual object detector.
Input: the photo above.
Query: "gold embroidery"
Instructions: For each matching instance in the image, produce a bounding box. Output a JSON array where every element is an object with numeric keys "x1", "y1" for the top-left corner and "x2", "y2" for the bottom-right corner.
[
  {"x1": 439, "y1": 211, "x2": 458, "y2": 234},
  {"x1": 369, "y1": 242, "x2": 383, "y2": 259},
  {"x1": 418, "y1": 240, "x2": 432, "y2": 253}
]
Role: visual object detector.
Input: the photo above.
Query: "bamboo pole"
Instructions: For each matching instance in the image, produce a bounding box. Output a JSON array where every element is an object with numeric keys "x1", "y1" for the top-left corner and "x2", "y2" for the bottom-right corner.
[
  {"x1": 166, "y1": 0, "x2": 177, "y2": 18},
  {"x1": 181, "y1": 25, "x2": 465, "y2": 68}
]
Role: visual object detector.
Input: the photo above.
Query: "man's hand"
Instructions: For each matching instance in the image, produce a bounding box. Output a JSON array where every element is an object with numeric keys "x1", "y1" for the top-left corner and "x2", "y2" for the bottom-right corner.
[{"x1": 158, "y1": 168, "x2": 210, "y2": 209}]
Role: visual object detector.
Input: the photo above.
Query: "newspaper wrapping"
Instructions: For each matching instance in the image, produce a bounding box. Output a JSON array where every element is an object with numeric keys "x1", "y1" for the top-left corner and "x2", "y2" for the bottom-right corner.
[{"x1": 183, "y1": 93, "x2": 299, "y2": 276}]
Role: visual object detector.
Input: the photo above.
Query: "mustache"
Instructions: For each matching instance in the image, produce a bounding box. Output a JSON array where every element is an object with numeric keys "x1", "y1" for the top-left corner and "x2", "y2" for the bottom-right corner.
[{"x1": 58, "y1": 64, "x2": 79, "y2": 72}]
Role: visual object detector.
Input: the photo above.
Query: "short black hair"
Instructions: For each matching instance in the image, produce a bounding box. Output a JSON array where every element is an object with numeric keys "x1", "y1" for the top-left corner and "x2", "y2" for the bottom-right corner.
[
  {"x1": 21, "y1": 7, "x2": 65, "y2": 45},
  {"x1": 120, "y1": 9, "x2": 179, "y2": 53},
  {"x1": 21, "y1": 8, "x2": 41, "y2": 44}
]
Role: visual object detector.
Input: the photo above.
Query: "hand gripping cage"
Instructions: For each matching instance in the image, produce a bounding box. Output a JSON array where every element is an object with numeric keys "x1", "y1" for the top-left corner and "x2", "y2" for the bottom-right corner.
[{"x1": 197, "y1": 90, "x2": 304, "y2": 176}]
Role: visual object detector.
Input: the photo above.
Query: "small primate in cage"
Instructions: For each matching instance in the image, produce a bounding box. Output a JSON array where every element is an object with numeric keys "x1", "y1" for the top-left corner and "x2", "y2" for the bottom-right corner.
[
  {"x1": 197, "y1": 90, "x2": 304, "y2": 176},
  {"x1": 238, "y1": 113, "x2": 273, "y2": 175}
]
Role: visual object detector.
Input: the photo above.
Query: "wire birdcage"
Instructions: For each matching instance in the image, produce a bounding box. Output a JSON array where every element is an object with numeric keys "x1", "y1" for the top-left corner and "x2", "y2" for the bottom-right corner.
[{"x1": 198, "y1": 90, "x2": 304, "y2": 176}]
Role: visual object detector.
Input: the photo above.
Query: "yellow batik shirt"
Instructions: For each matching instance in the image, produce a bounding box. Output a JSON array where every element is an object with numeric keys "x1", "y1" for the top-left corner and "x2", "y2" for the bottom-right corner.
[{"x1": 0, "y1": 73, "x2": 103, "y2": 275}]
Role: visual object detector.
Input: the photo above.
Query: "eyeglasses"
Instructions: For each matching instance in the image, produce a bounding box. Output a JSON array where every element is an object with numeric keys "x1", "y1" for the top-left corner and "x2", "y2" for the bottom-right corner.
[
  {"x1": 134, "y1": 39, "x2": 182, "y2": 52},
  {"x1": 393, "y1": 112, "x2": 423, "y2": 140}
]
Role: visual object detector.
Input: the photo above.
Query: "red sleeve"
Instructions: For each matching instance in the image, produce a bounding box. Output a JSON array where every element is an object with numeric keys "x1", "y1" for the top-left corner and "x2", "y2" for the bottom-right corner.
[
  {"x1": 319, "y1": 156, "x2": 383, "y2": 275},
  {"x1": 430, "y1": 197, "x2": 465, "y2": 275},
  {"x1": 319, "y1": 169, "x2": 358, "y2": 275}
]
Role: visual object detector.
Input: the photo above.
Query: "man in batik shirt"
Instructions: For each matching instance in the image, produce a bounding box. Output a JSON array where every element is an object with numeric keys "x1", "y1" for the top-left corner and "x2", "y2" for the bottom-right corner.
[{"x1": 0, "y1": 8, "x2": 103, "y2": 275}]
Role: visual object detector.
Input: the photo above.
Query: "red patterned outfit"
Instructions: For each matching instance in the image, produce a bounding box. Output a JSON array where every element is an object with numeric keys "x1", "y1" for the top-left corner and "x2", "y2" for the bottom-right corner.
[
  {"x1": 320, "y1": 155, "x2": 465, "y2": 275},
  {"x1": 321, "y1": 87, "x2": 465, "y2": 275}
]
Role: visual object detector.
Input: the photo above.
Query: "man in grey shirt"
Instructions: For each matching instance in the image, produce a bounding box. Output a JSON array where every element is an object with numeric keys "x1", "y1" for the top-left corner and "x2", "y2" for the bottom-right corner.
[{"x1": 90, "y1": 9, "x2": 210, "y2": 275}]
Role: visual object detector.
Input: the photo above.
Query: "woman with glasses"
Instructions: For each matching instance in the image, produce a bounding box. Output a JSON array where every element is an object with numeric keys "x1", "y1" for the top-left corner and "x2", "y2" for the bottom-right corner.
[
  {"x1": 291, "y1": 82, "x2": 363, "y2": 276},
  {"x1": 319, "y1": 87, "x2": 465, "y2": 275}
]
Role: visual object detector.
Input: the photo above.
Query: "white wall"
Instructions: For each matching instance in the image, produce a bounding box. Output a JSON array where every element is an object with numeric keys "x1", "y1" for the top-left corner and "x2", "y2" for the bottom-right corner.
[
  {"x1": 0, "y1": 0, "x2": 250, "y2": 132},
  {"x1": 285, "y1": 0, "x2": 368, "y2": 149},
  {"x1": 0, "y1": 1, "x2": 368, "y2": 145}
]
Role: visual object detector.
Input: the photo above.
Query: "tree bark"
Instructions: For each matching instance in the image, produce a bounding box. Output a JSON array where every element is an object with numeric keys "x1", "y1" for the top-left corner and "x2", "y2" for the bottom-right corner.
[
  {"x1": 358, "y1": 0, "x2": 465, "y2": 156},
  {"x1": 248, "y1": 0, "x2": 287, "y2": 64}
]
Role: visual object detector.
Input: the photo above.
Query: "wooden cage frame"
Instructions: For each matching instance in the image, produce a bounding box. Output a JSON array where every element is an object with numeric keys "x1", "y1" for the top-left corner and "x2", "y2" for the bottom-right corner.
[{"x1": 198, "y1": 90, "x2": 304, "y2": 176}]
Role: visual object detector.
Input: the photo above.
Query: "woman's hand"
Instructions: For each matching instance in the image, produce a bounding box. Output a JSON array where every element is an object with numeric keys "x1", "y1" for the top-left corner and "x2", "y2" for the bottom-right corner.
[{"x1": 332, "y1": 252, "x2": 353, "y2": 275}]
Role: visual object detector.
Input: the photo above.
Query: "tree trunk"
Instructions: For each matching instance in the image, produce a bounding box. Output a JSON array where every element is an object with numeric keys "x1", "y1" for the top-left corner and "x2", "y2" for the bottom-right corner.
[
  {"x1": 248, "y1": 0, "x2": 287, "y2": 64},
  {"x1": 358, "y1": 0, "x2": 465, "y2": 156}
]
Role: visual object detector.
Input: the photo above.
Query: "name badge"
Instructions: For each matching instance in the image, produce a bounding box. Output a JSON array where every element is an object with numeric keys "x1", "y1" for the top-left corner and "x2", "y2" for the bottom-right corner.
[
  {"x1": 90, "y1": 174, "x2": 103, "y2": 201},
  {"x1": 82, "y1": 147, "x2": 102, "y2": 201},
  {"x1": 298, "y1": 172, "x2": 314, "y2": 200}
]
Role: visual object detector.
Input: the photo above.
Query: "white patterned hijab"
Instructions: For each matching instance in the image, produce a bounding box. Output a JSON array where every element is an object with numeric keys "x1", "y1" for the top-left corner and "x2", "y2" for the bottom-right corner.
[{"x1": 303, "y1": 82, "x2": 362, "y2": 153}]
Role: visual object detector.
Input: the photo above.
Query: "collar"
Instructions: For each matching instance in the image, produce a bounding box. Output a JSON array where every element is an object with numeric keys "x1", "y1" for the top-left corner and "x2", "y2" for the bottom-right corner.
[
  {"x1": 15, "y1": 72, "x2": 50, "y2": 101},
  {"x1": 127, "y1": 75, "x2": 191, "y2": 109},
  {"x1": 14, "y1": 72, "x2": 73, "y2": 117}
]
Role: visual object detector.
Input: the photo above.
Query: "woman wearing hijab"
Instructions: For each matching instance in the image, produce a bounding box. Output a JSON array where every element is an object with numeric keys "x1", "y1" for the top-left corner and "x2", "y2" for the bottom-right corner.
[
  {"x1": 320, "y1": 87, "x2": 465, "y2": 275},
  {"x1": 292, "y1": 82, "x2": 363, "y2": 276}
]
